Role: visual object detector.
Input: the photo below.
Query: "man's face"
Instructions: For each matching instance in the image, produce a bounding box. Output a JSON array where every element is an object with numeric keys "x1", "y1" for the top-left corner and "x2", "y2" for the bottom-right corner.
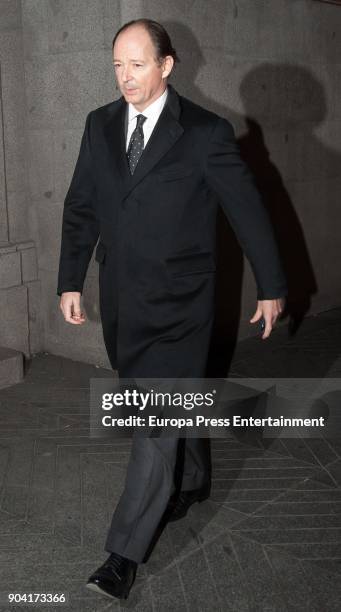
[{"x1": 113, "y1": 25, "x2": 173, "y2": 111}]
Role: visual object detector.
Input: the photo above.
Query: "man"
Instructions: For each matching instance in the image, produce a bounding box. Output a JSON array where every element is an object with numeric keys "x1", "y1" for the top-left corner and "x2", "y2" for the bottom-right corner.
[{"x1": 57, "y1": 19, "x2": 286, "y2": 601}]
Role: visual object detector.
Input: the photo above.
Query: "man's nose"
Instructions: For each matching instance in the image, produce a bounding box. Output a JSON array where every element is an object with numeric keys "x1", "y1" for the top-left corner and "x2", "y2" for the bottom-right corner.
[{"x1": 122, "y1": 66, "x2": 132, "y2": 81}]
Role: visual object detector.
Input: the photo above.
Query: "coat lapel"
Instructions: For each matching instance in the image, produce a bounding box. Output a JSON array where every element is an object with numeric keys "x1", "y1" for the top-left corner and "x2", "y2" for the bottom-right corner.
[
  {"x1": 103, "y1": 85, "x2": 184, "y2": 201},
  {"x1": 126, "y1": 85, "x2": 184, "y2": 197},
  {"x1": 103, "y1": 97, "x2": 130, "y2": 187}
]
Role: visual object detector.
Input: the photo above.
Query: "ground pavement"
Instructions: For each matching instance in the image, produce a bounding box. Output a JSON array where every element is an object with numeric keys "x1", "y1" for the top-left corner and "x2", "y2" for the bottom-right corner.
[{"x1": 0, "y1": 308, "x2": 340, "y2": 611}]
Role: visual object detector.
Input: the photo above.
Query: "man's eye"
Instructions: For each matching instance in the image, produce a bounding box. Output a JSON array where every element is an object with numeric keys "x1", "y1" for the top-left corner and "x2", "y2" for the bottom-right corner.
[{"x1": 134, "y1": 64, "x2": 142, "y2": 67}]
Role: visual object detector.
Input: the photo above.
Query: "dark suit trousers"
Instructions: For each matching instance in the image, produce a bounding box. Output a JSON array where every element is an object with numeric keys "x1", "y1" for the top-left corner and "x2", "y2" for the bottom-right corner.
[
  {"x1": 104, "y1": 430, "x2": 211, "y2": 563},
  {"x1": 102, "y1": 305, "x2": 213, "y2": 563}
]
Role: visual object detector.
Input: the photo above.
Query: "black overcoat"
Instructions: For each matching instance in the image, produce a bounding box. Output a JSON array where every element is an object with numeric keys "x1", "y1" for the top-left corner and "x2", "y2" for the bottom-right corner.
[{"x1": 57, "y1": 85, "x2": 287, "y2": 377}]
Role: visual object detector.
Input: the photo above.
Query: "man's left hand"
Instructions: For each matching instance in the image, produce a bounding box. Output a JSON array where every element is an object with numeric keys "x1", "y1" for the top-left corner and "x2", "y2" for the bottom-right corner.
[{"x1": 250, "y1": 298, "x2": 285, "y2": 339}]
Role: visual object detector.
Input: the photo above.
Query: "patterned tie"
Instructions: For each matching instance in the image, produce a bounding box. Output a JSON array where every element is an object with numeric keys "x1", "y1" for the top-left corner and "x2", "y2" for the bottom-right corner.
[{"x1": 126, "y1": 114, "x2": 147, "y2": 175}]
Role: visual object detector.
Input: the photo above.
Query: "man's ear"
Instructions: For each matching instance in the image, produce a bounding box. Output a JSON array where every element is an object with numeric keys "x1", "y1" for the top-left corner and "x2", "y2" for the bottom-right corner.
[{"x1": 161, "y1": 55, "x2": 174, "y2": 79}]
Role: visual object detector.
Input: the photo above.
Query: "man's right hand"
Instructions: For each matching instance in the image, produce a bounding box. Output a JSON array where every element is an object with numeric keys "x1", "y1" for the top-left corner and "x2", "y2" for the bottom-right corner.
[{"x1": 60, "y1": 291, "x2": 86, "y2": 325}]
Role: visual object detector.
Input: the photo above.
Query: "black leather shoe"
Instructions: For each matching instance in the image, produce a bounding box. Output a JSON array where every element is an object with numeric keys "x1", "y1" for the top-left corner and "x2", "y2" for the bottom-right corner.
[
  {"x1": 167, "y1": 485, "x2": 210, "y2": 522},
  {"x1": 86, "y1": 552, "x2": 137, "y2": 600}
]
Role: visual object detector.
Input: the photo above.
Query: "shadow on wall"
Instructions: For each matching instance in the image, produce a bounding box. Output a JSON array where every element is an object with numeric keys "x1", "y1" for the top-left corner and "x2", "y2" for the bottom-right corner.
[{"x1": 163, "y1": 21, "x2": 331, "y2": 375}]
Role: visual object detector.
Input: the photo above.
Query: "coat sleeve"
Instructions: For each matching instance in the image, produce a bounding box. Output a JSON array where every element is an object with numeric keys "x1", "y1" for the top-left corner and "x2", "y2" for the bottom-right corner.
[
  {"x1": 56, "y1": 111, "x2": 100, "y2": 296},
  {"x1": 204, "y1": 117, "x2": 288, "y2": 300}
]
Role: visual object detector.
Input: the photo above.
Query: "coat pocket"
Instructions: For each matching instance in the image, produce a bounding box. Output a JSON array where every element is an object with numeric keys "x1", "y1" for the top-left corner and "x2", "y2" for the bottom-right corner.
[
  {"x1": 157, "y1": 168, "x2": 194, "y2": 182},
  {"x1": 165, "y1": 251, "x2": 216, "y2": 277},
  {"x1": 95, "y1": 241, "x2": 106, "y2": 264}
]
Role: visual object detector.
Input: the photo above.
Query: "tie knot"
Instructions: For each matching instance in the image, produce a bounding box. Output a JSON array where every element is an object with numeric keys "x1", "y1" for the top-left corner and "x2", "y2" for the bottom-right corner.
[{"x1": 136, "y1": 114, "x2": 146, "y2": 128}]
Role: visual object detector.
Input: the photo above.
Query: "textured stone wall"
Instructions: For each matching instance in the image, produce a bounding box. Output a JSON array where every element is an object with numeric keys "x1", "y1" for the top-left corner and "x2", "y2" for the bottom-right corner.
[
  {"x1": 0, "y1": 0, "x2": 340, "y2": 367},
  {"x1": 21, "y1": 0, "x2": 123, "y2": 366},
  {"x1": 141, "y1": 0, "x2": 341, "y2": 344},
  {"x1": 0, "y1": 0, "x2": 41, "y2": 357}
]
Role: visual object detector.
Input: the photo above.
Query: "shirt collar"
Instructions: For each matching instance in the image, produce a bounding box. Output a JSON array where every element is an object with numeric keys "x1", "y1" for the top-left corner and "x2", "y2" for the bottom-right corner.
[{"x1": 127, "y1": 86, "x2": 168, "y2": 124}]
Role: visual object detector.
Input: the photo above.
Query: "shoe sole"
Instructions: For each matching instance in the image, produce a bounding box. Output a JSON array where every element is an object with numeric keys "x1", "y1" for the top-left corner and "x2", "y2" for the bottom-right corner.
[
  {"x1": 168, "y1": 494, "x2": 209, "y2": 522},
  {"x1": 85, "y1": 581, "x2": 129, "y2": 600}
]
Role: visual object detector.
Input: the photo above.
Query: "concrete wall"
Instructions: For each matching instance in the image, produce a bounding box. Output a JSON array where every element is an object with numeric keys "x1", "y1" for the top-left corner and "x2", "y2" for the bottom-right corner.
[
  {"x1": 0, "y1": 0, "x2": 42, "y2": 357},
  {"x1": 20, "y1": 0, "x2": 124, "y2": 366},
  {"x1": 0, "y1": 0, "x2": 340, "y2": 367},
  {"x1": 142, "y1": 0, "x2": 341, "y2": 346}
]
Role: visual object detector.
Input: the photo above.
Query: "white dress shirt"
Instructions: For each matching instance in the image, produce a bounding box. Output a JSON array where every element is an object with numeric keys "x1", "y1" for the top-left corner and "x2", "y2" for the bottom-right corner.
[{"x1": 126, "y1": 87, "x2": 168, "y2": 151}]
